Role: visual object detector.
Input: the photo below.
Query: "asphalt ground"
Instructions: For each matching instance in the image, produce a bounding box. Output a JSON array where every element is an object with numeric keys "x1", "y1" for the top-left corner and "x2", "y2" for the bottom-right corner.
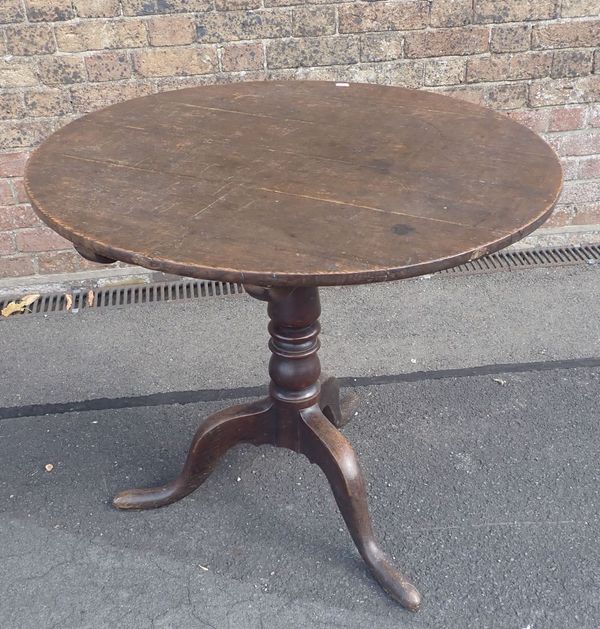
[{"x1": 1, "y1": 265, "x2": 599, "y2": 628}]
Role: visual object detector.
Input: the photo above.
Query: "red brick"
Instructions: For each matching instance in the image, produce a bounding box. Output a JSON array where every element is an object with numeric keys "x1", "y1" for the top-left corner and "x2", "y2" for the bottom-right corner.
[
  {"x1": 133, "y1": 47, "x2": 218, "y2": 77},
  {"x1": 215, "y1": 0, "x2": 261, "y2": 9},
  {"x1": 122, "y1": 0, "x2": 212, "y2": 16},
  {"x1": 481, "y1": 82, "x2": 527, "y2": 109},
  {"x1": 589, "y1": 105, "x2": 600, "y2": 127},
  {"x1": 560, "y1": 158, "x2": 580, "y2": 180},
  {"x1": 37, "y1": 250, "x2": 101, "y2": 274},
  {"x1": 561, "y1": 0, "x2": 600, "y2": 18},
  {"x1": 424, "y1": 57, "x2": 466, "y2": 86},
  {"x1": 0, "y1": 60, "x2": 37, "y2": 88},
  {"x1": 0, "y1": 180, "x2": 14, "y2": 205},
  {"x1": 267, "y1": 36, "x2": 360, "y2": 69},
  {"x1": 551, "y1": 49, "x2": 594, "y2": 78},
  {"x1": 0, "y1": 152, "x2": 29, "y2": 178},
  {"x1": 152, "y1": 74, "x2": 247, "y2": 92},
  {"x1": 435, "y1": 81, "x2": 528, "y2": 110},
  {"x1": 431, "y1": 0, "x2": 472, "y2": 28},
  {"x1": 0, "y1": 120, "x2": 57, "y2": 150},
  {"x1": 338, "y1": 1, "x2": 429, "y2": 34},
  {"x1": 25, "y1": 0, "x2": 75, "y2": 22},
  {"x1": 16, "y1": 227, "x2": 72, "y2": 252},
  {"x1": 506, "y1": 109, "x2": 550, "y2": 133},
  {"x1": 467, "y1": 52, "x2": 552, "y2": 83},
  {"x1": 0, "y1": 93, "x2": 25, "y2": 120},
  {"x1": 474, "y1": 0, "x2": 557, "y2": 23},
  {"x1": 529, "y1": 75, "x2": 600, "y2": 107},
  {"x1": 11, "y1": 179, "x2": 28, "y2": 204},
  {"x1": 432, "y1": 85, "x2": 479, "y2": 106},
  {"x1": 0, "y1": 255, "x2": 36, "y2": 278},
  {"x1": 359, "y1": 33, "x2": 403, "y2": 63},
  {"x1": 545, "y1": 202, "x2": 600, "y2": 228},
  {"x1": 490, "y1": 24, "x2": 531, "y2": 53},
  {"x1": 85, "y1": 52, "x2": 132, "y2": 82},
  {"x1": 547, "y1": 106, "x2": 586, "y2": 131},
  {"x1": 73, "y1": 0, "x2": 120, "y2": 18},
  {"x1": 545, "y1": 206, "x2": 574, "y2": 227},
  {"x1": 36, "y1": 57, "x2": 86, "y2": 86},
  {"x1": 0, "y1": 0, "x2": 25, "y2": 24},
  {"x1": 560, "y1": 180, "x2": 600, "y2": 204},
  {"x1": 548, "y1": 129, "x2": 600, "y2": 156},
  {"x1": 532, "y1": 20, "x2": 600, "y2": 50},
  {"x1": 0, "y1": 205, "x2": 39, "y2": 230},
  {"x1": 0, "y1": 233, "x2": 16, "y2": 255},
  {"x1": 55, "y1": 19, "x2": 149, "y2": 52},
  {"x1": 264, "y1": 0, "x2": 303, "y2": 6},
  {"x1": 270, "y1": 57, "x2": 423, "y2": 85},
  {"x1": 147, "y1": 15, "x2": 196, "y2": 46},
  {"x1": 196, "y1": 9, "x2": 292, "y2": 42},
  {"x1": 579, "y1": 156, "x2": 600, "y2": 179},
  {"x1": 5, "y1": 24, "x2": 56, "y2": 56},
  {"x1": 24, "y1": 89, "x2": 73, "y2": 117},
  {"x1": 405, "y1": 26, "x2": 489, "y2": 58},
  {"x1": 221, "y1": 42, "x2": 264, "y2": 72},
  {"x1": 69, "y1": 82, "x2": 154, "y2": 113},
  {"x1": 292, "y1": 6, "x2": 336, "y2": 37},
  {"x1": 570, "y1": 203, "x2": 600, "y2": 225}
]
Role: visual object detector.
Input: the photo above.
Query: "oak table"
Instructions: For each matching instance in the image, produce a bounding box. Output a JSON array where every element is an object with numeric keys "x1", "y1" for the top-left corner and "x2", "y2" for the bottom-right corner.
[{"x1": 24, "y1": 81, "x2": 562, "y2": 610}]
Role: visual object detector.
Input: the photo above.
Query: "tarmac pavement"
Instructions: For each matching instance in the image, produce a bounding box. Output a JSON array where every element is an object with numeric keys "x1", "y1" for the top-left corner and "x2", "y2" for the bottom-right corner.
[{"x1": 1, "y1": 265, "x2": 599, "y2": 628}]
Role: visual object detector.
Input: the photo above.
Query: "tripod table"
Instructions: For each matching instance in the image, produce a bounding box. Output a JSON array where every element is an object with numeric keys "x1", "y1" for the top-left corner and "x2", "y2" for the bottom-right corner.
[{"x1": 24, "y1": 81, "x2": 562, "y2": 610}]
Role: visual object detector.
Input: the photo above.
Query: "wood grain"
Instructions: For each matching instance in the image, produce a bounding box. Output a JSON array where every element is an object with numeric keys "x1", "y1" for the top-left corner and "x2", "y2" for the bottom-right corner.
[{"x1": 24, "y1": 81, "x2": 562, "y2": 286}]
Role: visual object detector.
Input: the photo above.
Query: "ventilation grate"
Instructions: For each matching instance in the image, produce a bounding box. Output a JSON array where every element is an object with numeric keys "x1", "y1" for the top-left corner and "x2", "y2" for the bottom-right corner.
[
  {"x1": 91, "y1": 279, "x2": 244, "y2": 308},
  {"x1": 439, "y1": 243, "x2": 600, "y2": 276},
  {"x1": 0, "y1": 279, "x2": 243, "y2": 318},
  {"x1": 1, "y1": 244, "x2": 599, "y2": 318}
]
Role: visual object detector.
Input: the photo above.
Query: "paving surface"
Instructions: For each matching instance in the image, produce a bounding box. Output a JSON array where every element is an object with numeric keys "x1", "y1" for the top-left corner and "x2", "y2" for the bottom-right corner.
[{"x1": 1, "y1": 265, "x2": 599, "y2": 628}]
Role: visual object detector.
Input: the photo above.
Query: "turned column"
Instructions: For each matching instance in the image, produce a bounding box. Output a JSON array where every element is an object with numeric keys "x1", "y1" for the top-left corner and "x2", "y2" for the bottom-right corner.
[
  {"x1": 266, "y1": 287, "x2": 322, "y2": 448},
  {"x1": 267, "y1": 286, "x2": 322, "y2": 406}
]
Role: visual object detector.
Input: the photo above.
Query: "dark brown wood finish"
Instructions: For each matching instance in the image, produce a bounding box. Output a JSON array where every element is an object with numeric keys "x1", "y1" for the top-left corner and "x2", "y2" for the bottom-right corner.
[
  {"x1": 24, "y1": 81, "x2": 563, "y2": 610},
  {"x1": 24, "y1": 81, "x2": 562, "y2": 287},
  {"x1": 113, "y1": 285, "x2": 422, "y2": 610}
]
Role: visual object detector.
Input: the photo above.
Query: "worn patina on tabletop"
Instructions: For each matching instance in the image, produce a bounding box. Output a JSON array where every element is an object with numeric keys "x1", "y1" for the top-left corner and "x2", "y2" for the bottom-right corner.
[{"x1": 24, "y1": 81, "x2": 563, "y2": 610}]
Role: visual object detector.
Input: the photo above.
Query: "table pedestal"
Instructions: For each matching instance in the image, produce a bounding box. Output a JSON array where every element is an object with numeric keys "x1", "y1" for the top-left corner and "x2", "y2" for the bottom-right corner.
[{"x1": 112, "y1": 285, "x2": 421, "y2": 610}]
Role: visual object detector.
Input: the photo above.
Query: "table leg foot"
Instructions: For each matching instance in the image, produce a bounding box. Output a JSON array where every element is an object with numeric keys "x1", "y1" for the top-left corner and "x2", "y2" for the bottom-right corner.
[
  {"x1": 299, "y1": 405, "x2": 422, "y2": 611},
  {"x1": 113, "y1": 398, "x2": 275, "y2": 510},
  {"x1": 319, "y1": 373, "x2": 360, "y2": 428}
]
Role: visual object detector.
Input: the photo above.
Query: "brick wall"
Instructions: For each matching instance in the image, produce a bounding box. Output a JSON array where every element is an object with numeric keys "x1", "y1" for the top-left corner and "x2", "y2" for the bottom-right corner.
[{"x1": 1, "y1": 0, "x2": 599, "y2": 281}]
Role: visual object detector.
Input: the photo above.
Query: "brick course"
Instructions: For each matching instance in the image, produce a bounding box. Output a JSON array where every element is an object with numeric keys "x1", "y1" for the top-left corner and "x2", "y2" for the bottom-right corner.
[
  {"x1": 147, "y1": 15, "x2": 196, "y2": 46},
  {"x1": 490, "y1": 25, "x2": 531, "y2": 53},
  {"x1": 404, "y1": 26, "x2": 489, "y2": 58},
  {"x1": 0, "y1": 1, "x2": 25, "y2": 25},
  {"x1": 85, "y1": 52, "x2": 132, "y2": 82},
  {"x1": 338, "y1": 2, "x2": 429, "y2": 34},
  {"x1": 220, "y1": 42, "x2": 264, "y2": 72},
  {"x1": 5, "y1": 24, "x2": 56, "y2": 56},
  {"x1": 73, "y1": 0, "x2": 120, "y2": 18},
  {"x1": 0, "y1": 0, "x2": 599, "y2": 281},
  {"x1": 474, "y1": 0, "x2": 558, "y2": 24}
]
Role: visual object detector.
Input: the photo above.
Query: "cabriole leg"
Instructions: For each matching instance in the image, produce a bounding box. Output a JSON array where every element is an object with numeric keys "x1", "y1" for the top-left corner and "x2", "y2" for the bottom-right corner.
[
  {"x1": 299, "y1": 405, "x2": 421, "y2": 611},
  {"x1": 113, "y1": 398, "x2": 275, "y2": 510}
]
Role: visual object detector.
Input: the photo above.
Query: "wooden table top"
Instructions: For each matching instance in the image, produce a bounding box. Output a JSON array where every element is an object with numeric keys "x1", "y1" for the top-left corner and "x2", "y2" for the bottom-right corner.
[{"x1": 25, "y1": 81, "x2": 562, "y2": 287}]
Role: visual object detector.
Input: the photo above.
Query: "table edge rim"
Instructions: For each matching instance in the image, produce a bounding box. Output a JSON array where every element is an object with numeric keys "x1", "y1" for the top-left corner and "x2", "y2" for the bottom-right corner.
[{"x1": 23, "y1": 81, "x2": 565, "y2": 287}]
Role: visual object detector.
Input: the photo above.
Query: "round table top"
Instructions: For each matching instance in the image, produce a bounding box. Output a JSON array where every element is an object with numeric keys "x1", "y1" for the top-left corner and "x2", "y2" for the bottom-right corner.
[{"x1": 25, "y1": 81, "x2": 562, "y2": 287}]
